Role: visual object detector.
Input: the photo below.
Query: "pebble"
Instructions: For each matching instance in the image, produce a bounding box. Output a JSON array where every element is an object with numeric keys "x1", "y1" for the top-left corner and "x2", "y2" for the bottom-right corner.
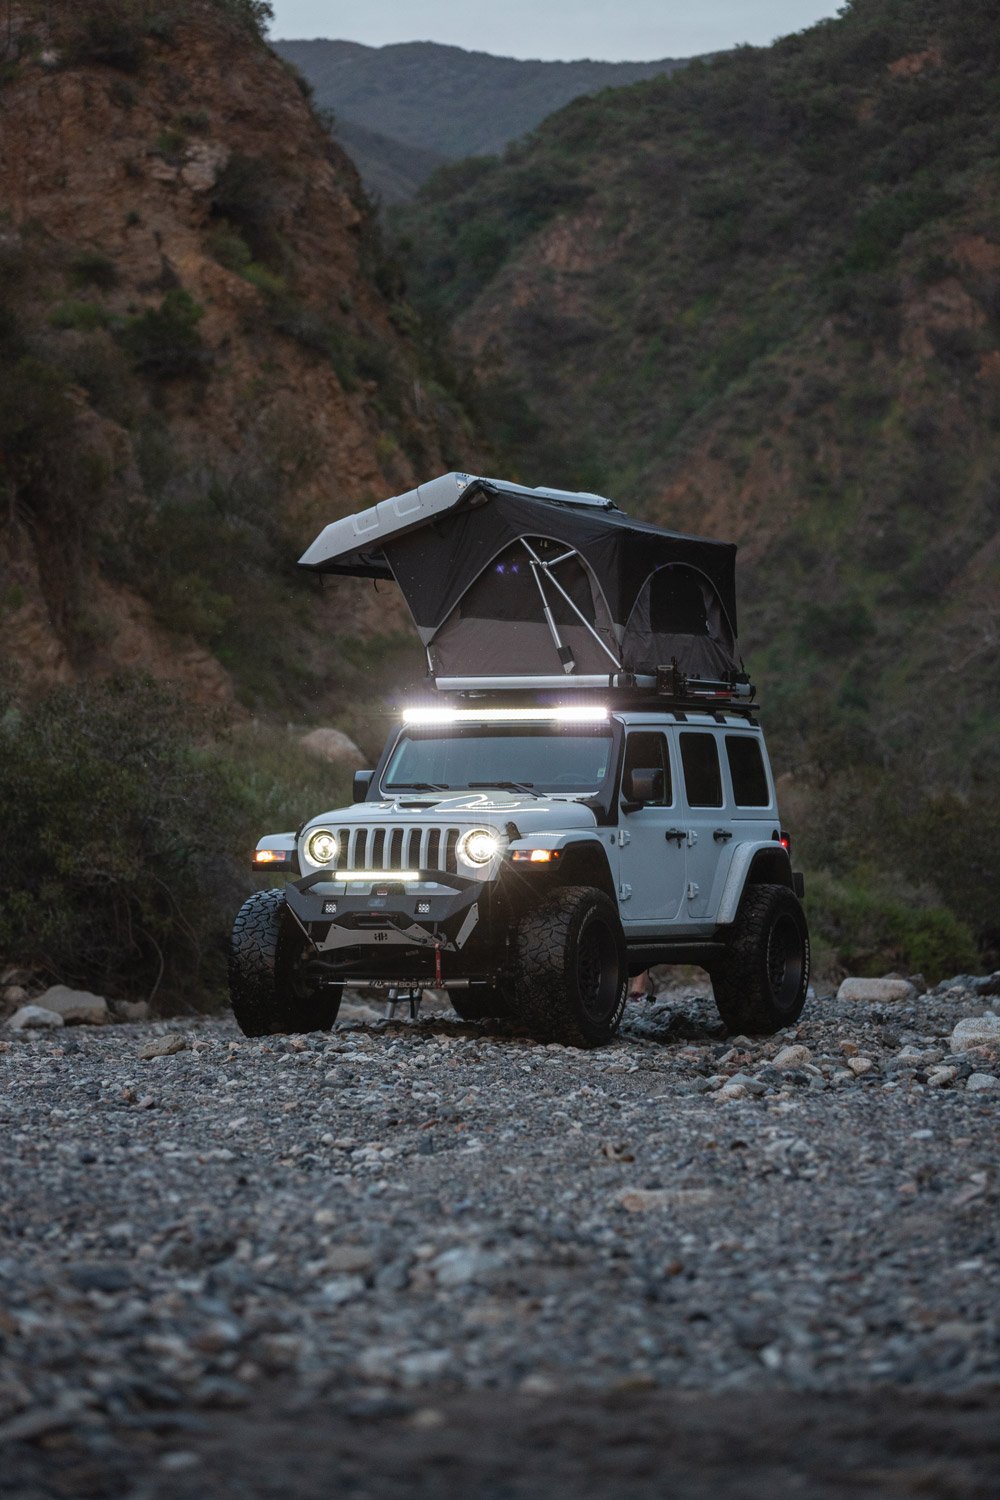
[
  {"x1": 772, "y1": 1045, "x2": 812, "y2": 1069},
  {"x1": 0, "y1": 974, "x2": 998, "y2": 1449},
  {"x1": 140, "y1": 1034, "x2": 188, "y2": 1060}
]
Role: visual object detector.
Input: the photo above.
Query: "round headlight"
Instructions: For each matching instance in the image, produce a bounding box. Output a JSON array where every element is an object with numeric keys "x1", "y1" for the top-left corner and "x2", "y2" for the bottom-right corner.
[
  {"x1": 459, "y1": 828, "x2": 501, "y2": 866},
  {"x1": 306, "y1": 829, "x2": 339, "y2": 866}
]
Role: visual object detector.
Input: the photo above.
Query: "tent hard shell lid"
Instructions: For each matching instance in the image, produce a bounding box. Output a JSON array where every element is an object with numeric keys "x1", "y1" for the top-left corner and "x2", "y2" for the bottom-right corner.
[{"x1": 299, "y1": 473, "x2": 748, "y2": 696}]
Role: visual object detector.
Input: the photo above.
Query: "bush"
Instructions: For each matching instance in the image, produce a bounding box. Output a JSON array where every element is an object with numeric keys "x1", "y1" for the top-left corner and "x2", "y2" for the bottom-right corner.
[
  {"x1": 806, "y1": 869, "x2": 979, "y2": 983},
  {"x1": 70, "y1": 250, "x2": 120, "y2": 291},
  {"x1": 119, "y1": 289, "x2": 209, "y2": 379},
  {"x1": 0, "y1": 677, "x2": 245, "y2": 1002}
]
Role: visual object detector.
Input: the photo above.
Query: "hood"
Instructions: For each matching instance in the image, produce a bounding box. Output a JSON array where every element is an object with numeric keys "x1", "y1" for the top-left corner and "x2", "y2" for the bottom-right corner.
[{"x1": 306, "y1": 791, "x2": 599, "y2": 831}]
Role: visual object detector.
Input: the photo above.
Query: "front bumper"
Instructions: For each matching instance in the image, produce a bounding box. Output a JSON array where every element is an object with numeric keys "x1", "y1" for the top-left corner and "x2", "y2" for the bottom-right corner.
[{"x1": 285, "y1": 870, "x2": 494, "y2": 987}]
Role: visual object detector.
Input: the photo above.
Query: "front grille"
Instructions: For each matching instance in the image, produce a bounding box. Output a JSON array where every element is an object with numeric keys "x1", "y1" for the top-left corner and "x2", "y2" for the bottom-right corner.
[{"x1": 334, "y1": 825, "x2": 464, "y2": 874}]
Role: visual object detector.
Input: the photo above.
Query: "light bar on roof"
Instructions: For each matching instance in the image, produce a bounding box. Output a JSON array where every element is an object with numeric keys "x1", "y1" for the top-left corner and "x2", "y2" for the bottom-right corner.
[{"x1": 402, "y1": 706, "x2": 609, "y2": 725}]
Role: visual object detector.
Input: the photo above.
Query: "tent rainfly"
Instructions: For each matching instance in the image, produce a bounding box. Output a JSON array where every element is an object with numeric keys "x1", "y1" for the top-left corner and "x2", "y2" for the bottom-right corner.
[{"x1": 299, "y1": 473, "x2": 743, "y2": 690}]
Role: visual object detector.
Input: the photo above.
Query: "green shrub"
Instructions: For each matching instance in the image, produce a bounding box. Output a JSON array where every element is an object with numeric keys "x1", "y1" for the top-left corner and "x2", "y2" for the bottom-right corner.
[
  {"x1": 805, "y1": 869, "x2": 979, "y2": 983},
  {"x1": 119, "y1": 289, "x2": 209, "y2": 379},
  {"x1": 211, "y1": 153, "x2": 283, "y2": 265},
  {"x1": 48, "y1": 299, "x2": 108, "y2": 331},
  {"x1": 0, "y1": 676, "x2": 246, "y2": 1003},
  {"x1": 206, "y1": 224, "x2": 252, "y2": 272}
]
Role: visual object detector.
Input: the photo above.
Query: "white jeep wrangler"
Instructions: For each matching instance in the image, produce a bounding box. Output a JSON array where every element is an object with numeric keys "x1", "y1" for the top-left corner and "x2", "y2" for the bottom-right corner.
[{"x1": 229, "y1": 472, "x2": 808, "y2": 1046}]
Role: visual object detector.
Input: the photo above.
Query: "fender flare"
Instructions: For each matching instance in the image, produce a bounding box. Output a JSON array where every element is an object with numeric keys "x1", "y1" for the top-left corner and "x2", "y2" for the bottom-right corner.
[
  {"x1": 506, "y1": 831, "x2": 616, "y2": 898},
  {"x1": 716, "y1": 842, "x2": 794, "y2": 925}
]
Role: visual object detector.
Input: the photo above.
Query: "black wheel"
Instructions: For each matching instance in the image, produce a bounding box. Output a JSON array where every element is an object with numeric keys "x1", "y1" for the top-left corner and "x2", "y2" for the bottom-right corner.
[
  {"x1": 229, "y1": 889, "x2": 342, "y2": 1037},
  {"x1": 509, "y1": 886, "x2": 627, "y2": 1047},
  {"x1": 449, "y1": 987, "x2": 511, "y2": 1022},
  {"x1": 711, "y1": 882, "x2": 810, "y2": 1035}
]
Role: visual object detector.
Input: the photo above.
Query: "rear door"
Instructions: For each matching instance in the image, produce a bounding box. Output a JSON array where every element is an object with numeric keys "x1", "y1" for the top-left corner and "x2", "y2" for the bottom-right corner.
[
  {"x1": 722, "y1": 728, "x2": 778, "y2": 852},
  {"x1": 676, "y1": 728, "x2": 730, "y2": 921},
  {"x1": 616, "y1": 728, "x2": 686, "y2": 925}
]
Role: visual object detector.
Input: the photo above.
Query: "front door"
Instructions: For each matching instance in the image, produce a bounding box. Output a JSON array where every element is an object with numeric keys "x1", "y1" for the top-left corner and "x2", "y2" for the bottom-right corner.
[{"x1": 616, "y1": 729, "x2": 686, "y2": 925}]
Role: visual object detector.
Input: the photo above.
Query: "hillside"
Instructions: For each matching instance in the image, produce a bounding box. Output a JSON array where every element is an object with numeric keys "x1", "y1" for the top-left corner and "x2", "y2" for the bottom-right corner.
[
  {"x1": 395, "y1": 0, "x2": 1000, "y2": 963},
  {"x1": 0, "y1": 0, "x2": 482, "y2": 1001},
  {"x1": 272, "y1": 39, "x2": 694, "y2": 199},
  {"x1": 0, "y1": 0, "x2": 476, "y2": 728}
]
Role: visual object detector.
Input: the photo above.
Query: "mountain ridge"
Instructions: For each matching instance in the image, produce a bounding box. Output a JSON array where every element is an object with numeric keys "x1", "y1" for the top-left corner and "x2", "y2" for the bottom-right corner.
[{"x1": 273, "y1": 38, "x2": 696, "y2": 198}]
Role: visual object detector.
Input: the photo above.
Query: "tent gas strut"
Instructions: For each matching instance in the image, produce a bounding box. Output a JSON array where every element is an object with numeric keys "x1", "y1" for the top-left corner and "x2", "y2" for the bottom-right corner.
[{"x1": 520, "y1": 540, "x2": 622, "y2": 671}]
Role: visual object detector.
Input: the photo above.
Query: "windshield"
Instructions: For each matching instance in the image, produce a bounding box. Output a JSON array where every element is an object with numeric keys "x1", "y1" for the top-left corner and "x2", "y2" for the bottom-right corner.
[{"x1": 383, "y1": 725, "x2": 612, "y2": 795}]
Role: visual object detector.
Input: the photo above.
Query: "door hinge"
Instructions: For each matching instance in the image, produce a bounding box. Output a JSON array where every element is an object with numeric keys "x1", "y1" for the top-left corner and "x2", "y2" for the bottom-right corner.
[
  {"x1": 616, "y1": 830, "x2": 631, "y2": 847},
  {"x1": 619, "y1": 883, "x2": 632, "y2": 902},
  {"x1": 686, "y1": 881, "x2": 700, "y2": 900}
]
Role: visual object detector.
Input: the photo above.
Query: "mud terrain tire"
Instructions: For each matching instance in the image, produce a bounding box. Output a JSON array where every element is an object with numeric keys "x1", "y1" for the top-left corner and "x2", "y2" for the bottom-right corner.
[
  {"x1": 711, "y1": 882, "x2": 810, "y2": 1035},
  {"x1": 229, "y1": 889, "x2": 342, "y2": 1037},
  {"x1": 509, "y1": 886, "x2": 627, "y2": 1047}
]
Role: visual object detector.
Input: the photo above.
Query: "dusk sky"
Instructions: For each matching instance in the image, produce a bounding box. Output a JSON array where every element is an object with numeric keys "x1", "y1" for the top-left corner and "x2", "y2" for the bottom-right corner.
[{"x1": 269, "y1": 1, "x2": 843, "y2": 62}]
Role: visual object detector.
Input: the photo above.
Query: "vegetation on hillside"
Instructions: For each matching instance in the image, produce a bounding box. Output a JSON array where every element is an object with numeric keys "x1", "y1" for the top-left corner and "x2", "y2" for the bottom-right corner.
[{"x1": 394, "y1": 0, "x2": 1000, "y2": 972}]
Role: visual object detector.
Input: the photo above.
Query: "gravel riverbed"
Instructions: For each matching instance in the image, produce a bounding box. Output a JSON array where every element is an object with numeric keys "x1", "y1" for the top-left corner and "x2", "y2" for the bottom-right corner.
[{"x1": 1, "y1": 977, "x2": 998, "y2": 1497}]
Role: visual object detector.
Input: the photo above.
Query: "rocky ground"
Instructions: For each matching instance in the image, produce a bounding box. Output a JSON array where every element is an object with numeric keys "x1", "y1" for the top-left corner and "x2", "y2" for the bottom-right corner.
[{"x1": 1, "y1": 974, "x2": 999, "y2": 1497}]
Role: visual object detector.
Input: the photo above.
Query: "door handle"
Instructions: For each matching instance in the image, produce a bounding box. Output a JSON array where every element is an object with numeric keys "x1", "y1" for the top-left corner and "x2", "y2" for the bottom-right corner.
[
  {"x1": 713, "y1": 828, "x2": 733, "y2": 842},
  {"x1": 664, "y1": 828, "x2": 686, "y2": 844}
]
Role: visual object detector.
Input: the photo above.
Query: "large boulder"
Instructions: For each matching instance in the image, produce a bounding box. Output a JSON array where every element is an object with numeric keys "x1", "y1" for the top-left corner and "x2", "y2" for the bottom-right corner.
[
  {"x1": 35, "y1": 985, "x2": 109, "y2": 1025},
  {"x1": 836, "y1": 977, "x2": 916, "y2": 1004},
  {"x1": 300, "y1": 728, "x2": 365, "y2": 765}
]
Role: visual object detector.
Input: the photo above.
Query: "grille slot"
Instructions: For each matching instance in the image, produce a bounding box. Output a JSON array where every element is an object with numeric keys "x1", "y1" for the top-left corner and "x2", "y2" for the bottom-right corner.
[{"x1": 333, "y1": 825, "x2": 464, "y2": 873}]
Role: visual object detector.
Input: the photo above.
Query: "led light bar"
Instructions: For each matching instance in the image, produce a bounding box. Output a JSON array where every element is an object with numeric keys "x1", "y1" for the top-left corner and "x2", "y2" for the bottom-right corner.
[
  {"x1": 402, "y1": 706, "x2": 609, "y2": 725},
  {"x1": 333, "y1": 870, "x2": 422, "y2": 883}
]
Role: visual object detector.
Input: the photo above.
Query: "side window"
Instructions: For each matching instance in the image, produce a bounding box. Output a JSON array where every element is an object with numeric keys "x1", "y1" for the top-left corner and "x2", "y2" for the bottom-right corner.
[
  {"x1": 623, "y1": 732, "x2": 673, "y2": 807},
  {"x1": 680, "y1": 732, "x2": 723, "y2": 808},
  {"x1": 726, "y1": 735, "x2": 770, "y2": 807}
]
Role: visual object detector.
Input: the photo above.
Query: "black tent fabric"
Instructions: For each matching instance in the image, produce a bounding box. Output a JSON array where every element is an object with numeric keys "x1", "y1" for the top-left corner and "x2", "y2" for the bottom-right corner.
[{"x1": 301, "y1": 475, "x2": 741, "y2": 682}]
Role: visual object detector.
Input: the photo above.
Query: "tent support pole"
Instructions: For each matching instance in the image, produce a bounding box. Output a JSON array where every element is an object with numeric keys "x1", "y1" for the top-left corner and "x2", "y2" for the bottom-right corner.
[{"x1": 520, "y1": 540, "x2": 622, "y2": 669}]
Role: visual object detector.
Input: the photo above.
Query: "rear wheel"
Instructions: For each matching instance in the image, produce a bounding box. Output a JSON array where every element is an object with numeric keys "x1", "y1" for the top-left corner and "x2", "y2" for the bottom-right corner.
[
  {"x1": 711, "y1": 882, "x2": 809, "y2": 1035},
  {"x1": 229, "y1": 889, "x2": 342, "y2": 1037},
  {"x1": 509, "y1": 886, "x2": 627, "y2": 1047}
]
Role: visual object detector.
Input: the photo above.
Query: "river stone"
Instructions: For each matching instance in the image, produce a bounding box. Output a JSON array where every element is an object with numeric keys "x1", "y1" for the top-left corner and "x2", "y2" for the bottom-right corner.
[
  {"x1": 7, "y1": 1004, "x2": 64, "y2": 1030},
  {"x1": 837, "y1": 977, "x2": 916, "y2": 1004},
  {"x1": 35, "y1": 985, "x2": 109, "y2": 1025},
  {"x1": 949, "y1": 1014, "x2": 1000, "y2": 1053},
  {"x1": 300, "y1": 728, "x2": 364, "y2": 765},
  {"x1": 772, "y1": 1045, "x2": 812, "y2": 1069},
  {"x1": 965, "y1": 1073, "x2": 1000, "y2": 1093}
]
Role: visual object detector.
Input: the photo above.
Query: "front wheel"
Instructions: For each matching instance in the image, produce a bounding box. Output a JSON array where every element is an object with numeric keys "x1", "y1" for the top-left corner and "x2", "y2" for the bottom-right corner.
[
  {"x1": 711, "y1": 882, "x2": 810, "y2": 1035},
  {"x1": 229, "y1": 889, "x2": 342, "y2": 1037},
  {"x1": 509, "y1": 886, "x2": 627, "y2": 1047}
]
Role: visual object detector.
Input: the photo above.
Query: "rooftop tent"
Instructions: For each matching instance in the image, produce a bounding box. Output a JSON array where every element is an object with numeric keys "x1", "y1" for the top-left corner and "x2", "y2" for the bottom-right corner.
[{"x1": 299, "y1": 473, "x2": 741, "y2": 686}]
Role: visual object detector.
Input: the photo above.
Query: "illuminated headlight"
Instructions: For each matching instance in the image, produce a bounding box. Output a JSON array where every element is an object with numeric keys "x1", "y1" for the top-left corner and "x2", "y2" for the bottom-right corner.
[
  {"x1": 305, "y1": 828, "x2": 339, "y2": 866},
  {"x1": 459, "y1": 828, "x2": 501, "y2": 866}
]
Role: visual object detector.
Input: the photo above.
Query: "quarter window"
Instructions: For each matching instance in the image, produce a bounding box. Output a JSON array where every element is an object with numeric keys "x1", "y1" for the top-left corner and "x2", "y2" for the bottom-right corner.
[
  {"x1": 680, "y1": 732, "x2": 723, "y2": 808},
  {"x1": 726, "y1": 735, "x2": 770, "y2": 807}
]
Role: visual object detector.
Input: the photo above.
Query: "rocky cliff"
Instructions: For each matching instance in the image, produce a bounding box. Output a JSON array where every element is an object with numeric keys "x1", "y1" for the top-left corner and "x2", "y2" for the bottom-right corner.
[{"x1": 0, "y1": 0, "x2": 475, "y2": 718}]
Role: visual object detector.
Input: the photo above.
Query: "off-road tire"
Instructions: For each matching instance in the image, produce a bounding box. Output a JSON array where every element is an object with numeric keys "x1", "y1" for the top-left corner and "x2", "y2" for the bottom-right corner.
[
  {"x1": 229, "y1": 888, "x2": 342, "y2": 1037},
  {"x1": 509, "y1": 885, "x2": 627, "y2": 1047},
  {"x1": 711, "y1": 882, "x2": 810, "y2": 1035}
]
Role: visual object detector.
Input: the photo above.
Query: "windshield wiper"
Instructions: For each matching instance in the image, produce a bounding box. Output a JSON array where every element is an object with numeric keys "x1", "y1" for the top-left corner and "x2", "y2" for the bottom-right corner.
[
  {"x1": 467, "y1": 781, "x2": 539, "y2": 797},
  {"x1": 387, "y1": 782, "x2": 450, "y2": 792}
]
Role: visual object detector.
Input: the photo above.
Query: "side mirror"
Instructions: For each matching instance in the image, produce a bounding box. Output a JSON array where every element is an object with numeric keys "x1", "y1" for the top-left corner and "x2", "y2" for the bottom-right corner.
[
  {"x1": 622, "y1": 767, "x2": 662, "y2": 811},
  {"x1": 353, "y1": 770, "x2": 374, "y2": 803}
]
